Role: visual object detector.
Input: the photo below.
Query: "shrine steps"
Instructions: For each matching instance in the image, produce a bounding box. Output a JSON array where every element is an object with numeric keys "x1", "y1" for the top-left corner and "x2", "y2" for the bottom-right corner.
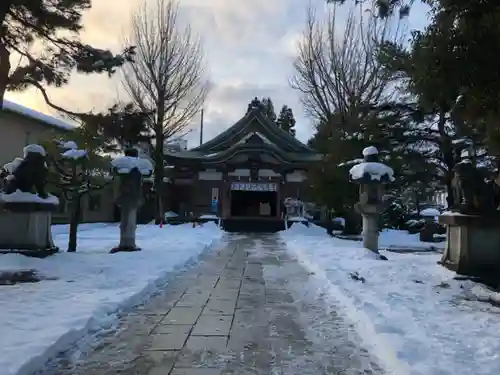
[{"x1": 221, "y1": 217, "x2": 285, "y2": 233}]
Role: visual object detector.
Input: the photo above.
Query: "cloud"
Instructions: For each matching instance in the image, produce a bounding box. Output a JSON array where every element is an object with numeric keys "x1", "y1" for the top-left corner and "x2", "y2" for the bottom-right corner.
[{"x1": 5, "y1": 0, "x2": 430, "y2": 148}]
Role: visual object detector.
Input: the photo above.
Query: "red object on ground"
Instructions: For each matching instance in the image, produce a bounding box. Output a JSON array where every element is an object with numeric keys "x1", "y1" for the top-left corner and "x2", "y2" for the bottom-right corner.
[{"x1": 159, "y1": 220, "x2": 163, "y2": 228}]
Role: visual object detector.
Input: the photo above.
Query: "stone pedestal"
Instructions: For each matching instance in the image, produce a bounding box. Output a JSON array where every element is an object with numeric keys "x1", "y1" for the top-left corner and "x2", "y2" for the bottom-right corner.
[
  {"x1": 0, "y1": 211, "x2": 58, "y2": 256},
  {"x1": 362, "y1": 214, "x2": 379, "y2": 252},
  {"x1": 355, "y1": 202, "x2": 384, "y2": 253},
  {"x1": 439, "y1": 213, "x2": 500, "y2": 279}
]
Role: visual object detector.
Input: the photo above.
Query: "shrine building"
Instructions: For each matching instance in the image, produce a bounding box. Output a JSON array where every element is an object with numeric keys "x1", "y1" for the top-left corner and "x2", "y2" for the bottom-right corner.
[{"x1": 163, "y1": 103, "x2": 322, "y2": 231}]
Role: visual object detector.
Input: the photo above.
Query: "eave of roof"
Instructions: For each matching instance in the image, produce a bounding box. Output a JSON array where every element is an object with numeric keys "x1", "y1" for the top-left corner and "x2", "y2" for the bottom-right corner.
[
  {"x1": 164, "y1": 142, "x2": 323, "y2": 163},
  {"x1": 2, "y1": 99, "x2": 76, "y2": 132}
]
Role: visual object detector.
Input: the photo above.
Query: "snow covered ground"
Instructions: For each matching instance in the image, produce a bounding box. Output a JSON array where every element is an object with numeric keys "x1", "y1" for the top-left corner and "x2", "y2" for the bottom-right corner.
[
  {"x1": 0, "y1": 222, "x2": 221, "y2": 375},
  {"x1": 282, "y1": 224, "x2": 500, "y2": 375}
]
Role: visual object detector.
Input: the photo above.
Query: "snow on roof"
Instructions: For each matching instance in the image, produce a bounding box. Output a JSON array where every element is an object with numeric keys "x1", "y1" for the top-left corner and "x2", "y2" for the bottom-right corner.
[
  {"x1": 2, "y1": 99, "x2": 76, "y2": 131},
  {"x1": 349, "y1": 162, "x2": 395, "y2": 181}
]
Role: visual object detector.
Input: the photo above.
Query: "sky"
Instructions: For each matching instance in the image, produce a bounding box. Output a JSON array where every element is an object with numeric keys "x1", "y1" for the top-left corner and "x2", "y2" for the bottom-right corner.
[{"x1": 5, "y1": 0, "x2": 430, "y2": 147}]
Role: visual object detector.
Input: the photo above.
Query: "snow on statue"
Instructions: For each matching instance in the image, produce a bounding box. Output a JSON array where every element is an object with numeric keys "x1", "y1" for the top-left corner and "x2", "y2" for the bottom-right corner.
[{"x1": 0, "y1": 144, "x2": 58, "y2": 205}]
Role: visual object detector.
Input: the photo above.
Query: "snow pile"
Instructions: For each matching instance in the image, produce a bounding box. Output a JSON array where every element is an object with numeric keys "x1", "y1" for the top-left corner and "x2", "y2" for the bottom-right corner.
[
  {"x1": 164, "y1": 211, "x2": 179, "y2": 218},
  {"x1": 111, "y1": 156, "x2": 153, "y2": 175},
  {"x1": 281, "y1": 225, "x2": 500, "y2": 375},
  {"x1": 0, "y1": 222, "x2": 222, "y2": 375},
  {"x1": 0, "y1": 190, "x2": 59, "y2": 204},
  {"x1": 379, "y1": 229, "x2": 443, "y2": 251},
  {"x1": 420, "y1": 208, "x2": 440, "y2": 217},
  {"x1": 61, "y1": 148, "x2": 87, "y2": 159}
]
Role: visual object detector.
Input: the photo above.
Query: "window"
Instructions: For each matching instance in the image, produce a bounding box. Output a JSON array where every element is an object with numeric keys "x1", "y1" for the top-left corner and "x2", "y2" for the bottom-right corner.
[{"x1": 88, "y1": 194, "x2": 101, "y2": 211}]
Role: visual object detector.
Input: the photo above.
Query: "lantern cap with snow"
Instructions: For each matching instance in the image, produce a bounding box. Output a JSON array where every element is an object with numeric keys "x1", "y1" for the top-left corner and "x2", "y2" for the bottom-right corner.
[
  {"x1": 111, "y1": 147, "x2": 153, "y2": 177},
  {"x1": 349, "y1": 146, "x2": 394, "y2": 185}
]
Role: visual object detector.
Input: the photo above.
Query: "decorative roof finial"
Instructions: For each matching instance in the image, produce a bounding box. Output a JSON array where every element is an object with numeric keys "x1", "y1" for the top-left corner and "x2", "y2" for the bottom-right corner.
[{"x1": 247, "y1": 97, "x2": 263, "y2": 114}]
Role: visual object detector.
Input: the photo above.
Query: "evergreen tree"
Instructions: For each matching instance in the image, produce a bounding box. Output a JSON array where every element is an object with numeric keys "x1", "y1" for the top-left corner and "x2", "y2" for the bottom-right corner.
[
  {"x1": 276, "y1": 105, "x2": 296, "y2": 137},
  {"x1": 246, "y1": 97, "x2": 278, "y2": 122},
  {"x1": 261, "y1": 97, "x2": 277, "y2": 122},
  {"x1": 79, "y1": 103, "x2": 153, "y2": 153},
  {"x1": 326, "y1": 0, "x2": 411, "y2": 18},
  {"x1": 0, "y1": 1, "x2": 134, "y2": 112}
]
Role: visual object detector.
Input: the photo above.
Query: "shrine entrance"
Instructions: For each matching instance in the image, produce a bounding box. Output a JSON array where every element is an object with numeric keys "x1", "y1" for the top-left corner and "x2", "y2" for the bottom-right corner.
[
  {"x1": 231, "y1": 191, "x2": 277, "y2": 217},
  {"x1": 229, "y1": 182, "x2": 279, "y2": 219}
]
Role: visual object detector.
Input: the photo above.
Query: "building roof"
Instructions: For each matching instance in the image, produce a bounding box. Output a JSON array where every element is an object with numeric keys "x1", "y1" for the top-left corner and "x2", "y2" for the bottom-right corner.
[
  {"x1": 191, "y1": 109, "x2": 316, "y2": 154},
  {"x1": 165, "y1": 108, "x2": 322, "y2": 165},
  {"x1": 2, "y1": 99, "x2": 76, "y2": 132}
]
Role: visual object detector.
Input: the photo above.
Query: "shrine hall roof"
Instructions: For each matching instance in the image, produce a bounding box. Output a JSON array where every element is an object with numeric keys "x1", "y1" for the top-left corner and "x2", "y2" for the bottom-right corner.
[{"x1": 164, "y1": 108, "x2": 322, "y2": 164}]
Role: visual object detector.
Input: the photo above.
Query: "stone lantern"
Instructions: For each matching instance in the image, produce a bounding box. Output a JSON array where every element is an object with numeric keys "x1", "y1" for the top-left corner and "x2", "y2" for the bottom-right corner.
[
  {"x1": 110, "y1": 148, "x2": 153, "y2": 253},
  {"x1": 349, "y1": 146, "x2": 394, "y2": 253}
]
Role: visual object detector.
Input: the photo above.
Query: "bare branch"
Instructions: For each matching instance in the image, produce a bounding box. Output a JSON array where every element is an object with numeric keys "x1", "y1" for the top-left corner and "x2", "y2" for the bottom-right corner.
[
  {"x1": 290, "y1": 3, "x2": 407, "y2": 130},
  {"x1": 121, "y1": 0, "x2": 208, "y2": 141}
]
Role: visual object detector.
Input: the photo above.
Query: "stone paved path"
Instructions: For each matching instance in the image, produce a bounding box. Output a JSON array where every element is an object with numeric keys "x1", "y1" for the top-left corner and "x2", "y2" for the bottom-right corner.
[{"x1": 39, "y1": 233, "x2": 383, "y2": 375}]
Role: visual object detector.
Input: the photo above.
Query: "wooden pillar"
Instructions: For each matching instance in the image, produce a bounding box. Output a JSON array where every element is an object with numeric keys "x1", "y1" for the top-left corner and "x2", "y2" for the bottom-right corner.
[
  {"x1": 222, "y1": 172, "x2": 231, "y2": 219},
  {"x1": 276, "y1": 182, "x2": 281, "y2": 218}
]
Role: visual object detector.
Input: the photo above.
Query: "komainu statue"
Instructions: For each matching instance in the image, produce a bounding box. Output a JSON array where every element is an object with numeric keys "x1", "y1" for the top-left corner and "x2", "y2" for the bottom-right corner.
[
  {"x1": 450, "y1": 149, "x2": 500, "y2": 214},
  {"x1": 3, "y1": 145, "x2": 49, "y2": 199}
]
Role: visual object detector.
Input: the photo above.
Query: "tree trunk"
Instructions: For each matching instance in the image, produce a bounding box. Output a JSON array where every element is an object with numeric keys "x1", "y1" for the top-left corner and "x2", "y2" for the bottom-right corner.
[
  {"x1": 154, "y1": 132, "x2": 164, "y2": 222},
  {"x1": 0, "y1": 3, "x2": 12, "y2": 107},
  {"x1": 154, "y1": 99, "x2": 166, "y2": 222},
  {"x1": 67, "y1": 196, "x2": 81, "y2": 252}
]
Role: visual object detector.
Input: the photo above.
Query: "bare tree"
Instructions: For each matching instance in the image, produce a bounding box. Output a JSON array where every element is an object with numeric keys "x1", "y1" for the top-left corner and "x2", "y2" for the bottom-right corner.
[
  {"x1": 290, "y1": 3, "x2": 406, "y2": 130},
  {"x1": 121, "y1": 0, "x2": 208, "y2": 220}
]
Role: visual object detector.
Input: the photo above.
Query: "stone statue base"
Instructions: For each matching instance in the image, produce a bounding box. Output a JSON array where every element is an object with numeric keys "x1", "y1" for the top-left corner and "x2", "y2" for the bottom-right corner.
[
  {"x1": 439, "y1": 213, "x2": 500, "y2": 281},
  {"x1": 0, "y1": 211, "x2": 58, "y2": 257},
  {"x1": 0, "y1": 192, "x2": 59, "y2": 212}
]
